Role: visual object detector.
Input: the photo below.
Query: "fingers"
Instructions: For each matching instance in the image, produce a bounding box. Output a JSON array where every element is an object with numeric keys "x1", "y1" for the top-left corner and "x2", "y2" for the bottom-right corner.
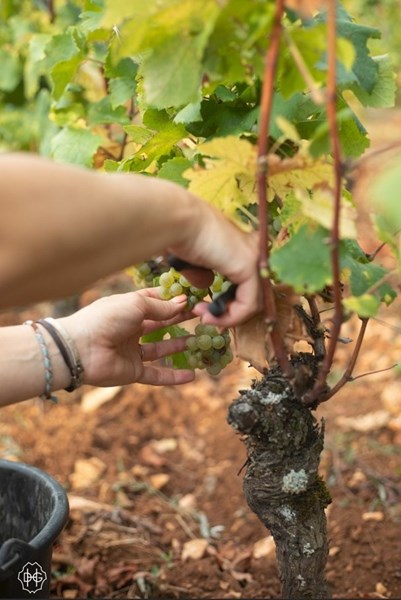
[
  {"x1": 180, "y1": 267, "x2": 214, "y2": 289},
  {"x1": 137, "y1": 291, "x2": 188, "y2": 323},
  {"x1": 193, "y1": 278, "x2": 261, "y2": 327},
  {"x1": 142, "y1": 311, "x2": 195, "y2": 334},
  {"x1": 138, "y1": 365, "x2": 195, "y2": 386},
  {"x1": 140, "y1": 336, "x2": 188, "y2": 362}
]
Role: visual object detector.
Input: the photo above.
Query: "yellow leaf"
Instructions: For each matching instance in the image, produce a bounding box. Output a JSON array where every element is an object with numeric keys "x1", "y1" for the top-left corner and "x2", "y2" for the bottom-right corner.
[
  {"x1": 184, "y1": 136, "x2": 256, "y2": 221},
  {"x1": 296, "y1": 185, "x2": 357, "y2": 238}
]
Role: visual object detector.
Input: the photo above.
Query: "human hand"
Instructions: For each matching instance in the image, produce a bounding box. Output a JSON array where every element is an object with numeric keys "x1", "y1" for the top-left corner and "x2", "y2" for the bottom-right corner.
[
  {"x1": 170, "y1": 200, "x2": 260, "y2": 327},
  {"x1": 59, "y1": 289, "x2": 195, "y2": 388}
]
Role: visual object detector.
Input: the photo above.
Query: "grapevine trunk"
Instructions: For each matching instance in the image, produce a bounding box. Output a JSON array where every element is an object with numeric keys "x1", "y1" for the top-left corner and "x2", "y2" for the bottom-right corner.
[{"x1": 228, "y1": 356, "x2": 331, "y2": 599}]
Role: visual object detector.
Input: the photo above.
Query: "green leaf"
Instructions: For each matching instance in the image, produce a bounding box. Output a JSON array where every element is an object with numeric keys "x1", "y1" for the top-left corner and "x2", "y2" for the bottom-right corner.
[
  {"x1": 50, "y1": 126, "x2": 103, "y2": 167},
  {"x1": 270, "y1": 225, "x2": 332, "y2": 293},
  {"x1": 121, "y1": 109, "x2": 187, "y2": 171},
  {"x1": 0, "y1": 49, "x2": 22, "y2": 92},
  {"x1": 140, "y1": 36, "x2": 202, "y2": 109},
  {"x1": 340, "y1": 239, "x2": 396, "y2": 304},
  {"x1": 308, "y1": 97, "x2": 369, "y2": 159},
  {"x1": 44, "y1": 30, "x2": 84, "y2": 100},
  {"x1": 109, "y1": 0, "x2": 220, "y2": 109},
  {"x1": 343, "y1": 294, "x2": 380, "y2": 318},
  {"x1": 106, "y1": 57, "x2": 138, "y2": 107},
  {"x1": 158, "y1": 157, "x2": 192, "y2": 187},
  {"x1": 316, "y1": 5, "x2": 381, "y2": 94},
  {"x1": 349, "y1": 55, "x2": 396, "y2": 108},
  {"x1": 141, "y1": 324, "x2": 190, "y2": 369},
  {"x1": 88, "y1": 97, "x2": 130, "y2": 125},
  {"x1": 24, "y1": 34, "x2": 52, "y2": 99},
  {"x1": 187, "y1": 96, "x2": 259, "y2": 138},
  {"x1": 371, "y1": 164, "x2": 401, "y2": 232},
  {"x1": 108, "y1": 77, "x2": 137, "y2": 108}
]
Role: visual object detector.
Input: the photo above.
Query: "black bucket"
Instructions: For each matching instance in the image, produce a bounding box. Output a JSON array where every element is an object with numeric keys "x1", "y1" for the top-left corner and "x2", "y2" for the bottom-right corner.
[{"x1": 0, "y1": 459, "x2": 69, "y2": 599}]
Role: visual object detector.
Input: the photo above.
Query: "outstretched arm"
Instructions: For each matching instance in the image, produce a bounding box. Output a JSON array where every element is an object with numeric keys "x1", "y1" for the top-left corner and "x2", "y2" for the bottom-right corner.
[
  {"x1": 1, "y1": 290, "x2": 194, "y2": 406},
  {"x1": 0, "y1": 153, "x2": 259, "y2": 326}
]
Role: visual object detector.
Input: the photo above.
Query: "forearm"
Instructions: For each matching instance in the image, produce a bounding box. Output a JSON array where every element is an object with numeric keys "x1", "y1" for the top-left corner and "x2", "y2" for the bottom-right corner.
[
  {"x1": 0, "y1": 324, "x2": 71, "y2": 406},
  {"x1": 0, "y1": 153, "x2": 200, "y2": 308}
]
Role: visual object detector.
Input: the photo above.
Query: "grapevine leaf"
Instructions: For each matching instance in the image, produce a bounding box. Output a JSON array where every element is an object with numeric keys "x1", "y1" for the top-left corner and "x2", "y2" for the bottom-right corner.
[
  {"x1": 108, "y1": 0, "x2": 220, "y2": 109},
  {"x1": 183, "y1": 136, "x2": 256, "y2": 218},
  {"x1": 348, "y1": 55, "x2": 396, "y2": 108},
  {"x1": 158, "y1": 157, "x2": 193, "y2": 187},
  {"x1": 141, "y1": 324, "x2": 190, "y2": 369},
  {"x1": 343, "y1": 294, "x2": 380, "y2": 318},
  {"x1": 296, "y1": 186, "x2": 357, "y2": 239},
  {"x1": 24, "y1": 34, "x2": 51, "y2": 99},
  {"x1": 108, "y1": 77, "x2": 137, "y2": 108},
  {"x1": 44, "y1": 30, "x2": 85, "y2": 100},
  {"x1": 50, "y1": 126, "x2": 103, "y2": 167},
  {"x1": 316, "y1": 5, "x2": 381, "y2": 93},
  {"x1": 140, "y1": 37, "x2": 201, "y2": 109},
  {"x1": 122, "y1": 109, "x2": 186, "y2": 172},
  {"x1": 0, "y1": 49, "x2": 22, "y2": 92},
  {"x1": 88, "y1": 97, "x2": 131, "y2": 125},
  {"x1": 187, "y1": 97, "x2": 259, "y2": 138},
  {"x1": 371, "y1": 164, "x2": 401, "y2": 232},
  {"x1": 340, "y1": 239, "x2": 396, "y2": 304},
  {"x1": 308, "y1": 98, "x2": 369, "y2": 158},
  {"x1": 270, "y1": 225, "x2": 332, "y2": 293},
  {"x1": 173, "y1": 98, "x2": 202, "y2": 125}
]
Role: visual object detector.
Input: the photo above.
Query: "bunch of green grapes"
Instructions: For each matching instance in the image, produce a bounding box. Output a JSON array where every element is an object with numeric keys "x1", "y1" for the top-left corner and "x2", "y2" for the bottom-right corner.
[
  {"x1": 159, "y1": 267, "x2": 208, "y2": 309},
  {"x1": 130, "y1": 260, "x2": 167, "y2": 287},
  {"x1": 210, "y1": 273, "x2": 232, "y2": 298},
  {"x1": 185, "y1": 323, "x2": 233, "y2": 376}
]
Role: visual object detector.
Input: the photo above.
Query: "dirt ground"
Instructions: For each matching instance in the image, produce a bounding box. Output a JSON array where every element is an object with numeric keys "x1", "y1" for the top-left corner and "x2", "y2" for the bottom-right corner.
[{"x1": 1, "y1": 109, "x2": 401, "y2": 599}]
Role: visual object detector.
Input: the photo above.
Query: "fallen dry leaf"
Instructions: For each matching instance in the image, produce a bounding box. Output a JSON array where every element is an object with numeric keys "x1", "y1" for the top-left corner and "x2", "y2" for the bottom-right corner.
[
  {"x1": 362, "y1": 511, "x2": 384, "y2": 522},
  {"x1": 336, "y1": 410, "x2": 390, "y2": 433},
  {"x1": 381, "y1": 381, "x2": 401, "y2": 415},
  {"x1": 70, "y1": 457, "x2": 107, "y2": 489},
  {"x1": 181, "y1": 538, "x2": 209, "y2": 561},
  {"x1": 252, "y1": 536, "x2": 276, "y2": 559},
  {"x1": 149, "y1": 473, "x2": 170, "y2": 490},
  {"x1": 151, "y1": 438, "x2": 178, "y2": 454},
  {"x1": 80, "y1": 386, "x2": 122, "y2": 413},
  {"x1": 375, "y1": 582, "x2": 388, "y2": 595},
  {"x1": 233, "y1": 285, "x2": 302, "y2": 370}
]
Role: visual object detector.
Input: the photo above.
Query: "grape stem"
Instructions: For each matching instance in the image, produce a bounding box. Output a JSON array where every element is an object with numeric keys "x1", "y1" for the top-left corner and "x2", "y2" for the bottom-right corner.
[{"x1": 257, "y1": 0, "x2": 292, "y2": 378}]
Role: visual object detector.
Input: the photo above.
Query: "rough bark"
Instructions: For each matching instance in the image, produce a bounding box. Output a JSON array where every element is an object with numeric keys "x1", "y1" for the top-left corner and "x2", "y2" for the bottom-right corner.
[{"x1": 228, "y1": 354, "x2": 331, "y2": 599}]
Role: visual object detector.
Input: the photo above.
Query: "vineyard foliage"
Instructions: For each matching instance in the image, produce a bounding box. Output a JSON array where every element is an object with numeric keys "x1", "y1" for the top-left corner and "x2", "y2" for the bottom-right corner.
[{"x1": 0, "y1": 0, "x2": 399, "y2": 373}]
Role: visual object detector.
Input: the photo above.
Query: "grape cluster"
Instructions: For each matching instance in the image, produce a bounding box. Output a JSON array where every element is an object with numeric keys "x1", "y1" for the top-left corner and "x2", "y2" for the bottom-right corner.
[
  {"x1": 132, "y1": 260, "x2": 167, "y2": 287},
  {"x1": 210, "y1": 273, "x2": 231, "y2": 297},
  {"x1": 185, "y1": 323, "x2": 233, "y2": 376},
  {"x1": 159, "y1": 268, "x2": 208, "y2": 309}
]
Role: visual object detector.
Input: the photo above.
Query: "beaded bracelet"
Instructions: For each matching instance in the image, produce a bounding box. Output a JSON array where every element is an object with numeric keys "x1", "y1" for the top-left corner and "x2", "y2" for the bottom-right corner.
[
  {"x1": 37, "y1": 318, "x2": 84, "y2": 392},
  {"x1": 24, "y1": 320, "x2": 58, "y2": 403}
]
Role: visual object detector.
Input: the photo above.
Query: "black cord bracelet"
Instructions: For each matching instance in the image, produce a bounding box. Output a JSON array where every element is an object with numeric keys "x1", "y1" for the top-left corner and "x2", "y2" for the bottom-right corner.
[{"x1": 36, "y1": 319, "x2": 84, "y2": 392}]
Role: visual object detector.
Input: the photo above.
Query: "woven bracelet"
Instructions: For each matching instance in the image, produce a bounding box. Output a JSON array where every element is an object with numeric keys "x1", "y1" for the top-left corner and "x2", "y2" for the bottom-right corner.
[
  {"x1": 24, "y1": 320, "x2": 57, "y2": 403},
  {"x1": 37, "y1": 318, "x2": 84, "y2": 392}
]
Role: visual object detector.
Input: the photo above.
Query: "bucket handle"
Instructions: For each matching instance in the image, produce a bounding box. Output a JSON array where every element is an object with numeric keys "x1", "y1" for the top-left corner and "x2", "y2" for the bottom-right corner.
[{"x1": 0, "y1": 539, "x2": 34, "y2": 577}]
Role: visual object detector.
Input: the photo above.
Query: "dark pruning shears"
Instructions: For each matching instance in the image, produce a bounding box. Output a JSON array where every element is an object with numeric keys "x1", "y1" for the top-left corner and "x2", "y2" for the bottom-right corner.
[{"x1": 167, "y1": 256, "x2": 238, "y2": 317}]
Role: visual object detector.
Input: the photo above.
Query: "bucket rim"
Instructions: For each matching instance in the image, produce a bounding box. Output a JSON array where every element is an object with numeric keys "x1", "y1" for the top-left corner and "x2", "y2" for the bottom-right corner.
[{"x1": 0, "y1": 458, "x2": 69, "y2": 550}]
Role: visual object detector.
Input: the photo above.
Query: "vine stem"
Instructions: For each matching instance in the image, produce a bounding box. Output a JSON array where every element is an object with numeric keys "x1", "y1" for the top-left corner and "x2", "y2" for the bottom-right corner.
[
  {"x1": 320, "y1": 318, "x2": 368, "y2": 402},
  {"x1": 305, "y1": 0, "x2": 343, "y2": 404},
  {"x1": 257, "y1": 0, "x2": 292, "y2": 378}
]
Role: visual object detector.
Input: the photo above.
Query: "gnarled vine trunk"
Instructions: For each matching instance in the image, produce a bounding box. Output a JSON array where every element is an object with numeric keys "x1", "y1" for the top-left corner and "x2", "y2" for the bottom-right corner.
[{"x1": 228, "y1": 356, "x2": 331, "y2": 599}]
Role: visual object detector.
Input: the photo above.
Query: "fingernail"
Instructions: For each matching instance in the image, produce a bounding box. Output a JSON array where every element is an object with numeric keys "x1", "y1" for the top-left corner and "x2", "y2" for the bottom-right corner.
[{"x1": 171, "y1": 295, "x2": 187, "y2": 304}]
